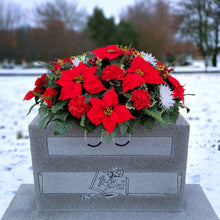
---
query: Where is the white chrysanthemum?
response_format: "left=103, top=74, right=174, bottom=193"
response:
left=160, top=85, right=175, bottom=109
left=72, top=57, right=80, bottom=67
left=80, top=55, right=86, bottom=63
left=72, top=55, right=86, bottom=67
left=137, top=52, right=157, bottom=66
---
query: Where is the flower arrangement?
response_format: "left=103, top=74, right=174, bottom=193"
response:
left=24, top=45, right=189, bottom=143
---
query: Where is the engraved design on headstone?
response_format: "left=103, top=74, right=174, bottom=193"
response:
left=81, top=167, right=129, bottom=200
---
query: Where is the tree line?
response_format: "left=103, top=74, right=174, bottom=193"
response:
left=0, top=0, right=219, bottom=66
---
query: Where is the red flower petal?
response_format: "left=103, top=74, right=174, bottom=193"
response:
left=58, top=81, right=82, bottom=100
left=35, top=73, right=47, bottom=87
left=168, top=75, right=185, bottom=103
left=68, top=95, right=90, bottom=118
left=103, top=116, right=117, bottom=134
left=87, top=87, right=134, bottom=134
left=122, top=74, right=145, bottom=93
left=131, top=90, right=151, bottom=110
left=126, top=56, right=165, bottom=85
left=90, top=45, right=126, bottom=60
left=101, top=64, right=125, bottom=81
left=113, top=105, right=136, bottom=124
left=87, top=107, right=105, bottom=125
left=89, top=98, right=103, bottom=107
left=42, top=88, right=58, bottom=107
left=59, top=69, right=77, bottom=81
left=23, top=91, right=35, bottom=101
left=110, top=111, right=120, bottom=123
left=102, top=88, right=118, bottom=107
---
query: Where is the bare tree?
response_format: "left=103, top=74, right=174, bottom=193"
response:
left=121, top=0, right=177, bottom=61
left=0, top=2, right=22, bottom=31
left=30, top=0, right=90, bottom=60
left=0, top=2, right=22, bottom=60
left=34, top=0, right=86, bottom=31
left=176, top=0, right=220, bottom=67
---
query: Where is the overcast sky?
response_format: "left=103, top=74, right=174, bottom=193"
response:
left=7, top=0, right=179, bottom=24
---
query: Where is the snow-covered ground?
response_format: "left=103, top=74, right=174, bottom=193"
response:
left=0, top=74, right=220, bottom=218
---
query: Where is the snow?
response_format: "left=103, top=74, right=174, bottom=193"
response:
left=0, top=66, right=48, bottom=75
left=0, top=74, right=220, bottom=218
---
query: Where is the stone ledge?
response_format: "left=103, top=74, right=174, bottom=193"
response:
left=1, top=184, right=218, bottom=220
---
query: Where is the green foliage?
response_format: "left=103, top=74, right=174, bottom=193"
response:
left=27, top=103, right=38, bottom=116
left=119, top=121, right=130, bottom=135
left=54, top=119, right=75, bottom=135
left=144, top=108, right=167, bottom=125
left=167, top=104, right=179, bottom=124
left=80, top=114, right=86, bottom=127
left=102, top=128, right=117, bottom=144
left=38, top=112, right=53, bottom=129
left=52, top=100, right=68, bottom=114
left=143, top=117, right=155, bottom=132
left=54, top=112, right=69, bottom=121
left=39, top=103, right=50, bottom=118
left=127, top=117, right=140, bottom=134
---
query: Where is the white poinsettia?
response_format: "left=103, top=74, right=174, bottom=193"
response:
left=137, top=51, right=157, bottom=66
left=160, top=85, right=175, bottom=109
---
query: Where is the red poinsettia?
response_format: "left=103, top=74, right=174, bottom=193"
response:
left=90, top=45, right=126, bottom=60
left=168, top=75, right=185, bottom=103
left=59, top=58, right=73, bottom=64
left=55, top=62, right=106, bottom=100
left=101, top=64, right=125, bottom=81
left=87, top=88, right=135, bottom=134
left=131, top=90, right=151, bottom=110
left=68, top=95, right=91, bottom=119
left=42, top=88, right=58, bottom=107
left=156, top=61, right=173, bottom=77
left=122, top=56, right=165, bottom=93
left=23, top=73, right=47, bottom=100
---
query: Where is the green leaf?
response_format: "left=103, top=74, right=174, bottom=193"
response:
left=123, top=92, right=132, bottom=99
left=47, top=81, right=59, bottom=88
left=38, top=103, right=50, bottom=118
left=55, top=112, right=69, bottom=121
left=162, top=111, right=170, bottom=123
left=27, top=103, right=38, bottom=116
left=168, top=104, right=179, bottom=124
left=144, top=108, right=167, bottom=125
left=127, top=118, right=140, bottom=134
left=102, top=128, right=117, bottom=144
left=119, top=121, right=129, bottom=135
left=38, top=113, right=53, bottom=129
left=84, top=120, right=96, bottom=133
left=186, top=107, right=190, bottom=113
left=80, top=114, right=86, bottom=127
left=143, top=117, right=155, bottom=132
left=169, top=110, right=179, bottom=124
left=52, top=100, right=68, bottom=114
left=126, top=99, right=135, bottom=110
left=54, top=119, right=74, bottom=135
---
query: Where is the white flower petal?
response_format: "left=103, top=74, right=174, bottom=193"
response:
left=160, top=85, right=175, bottom=109
left=137, top=51, right=157, bottom=66
left=72, top=57, right=80, bottom=67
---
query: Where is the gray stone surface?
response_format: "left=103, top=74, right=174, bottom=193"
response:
left=28, top=114, right=190, bottom=211
left=2, top=184, right=219, bottom=220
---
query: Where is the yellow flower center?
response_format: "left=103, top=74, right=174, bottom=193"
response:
left=163, top=70, right=169, bottom=77
left=75, top=74, right=83, bottom=83
left=104, top=107, right=113, bottom=116
left=136, top=69, right=144, bottom=76
left=107, top=49, right=114, bottom=52
left=157, top=65, right=165, bottom=71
